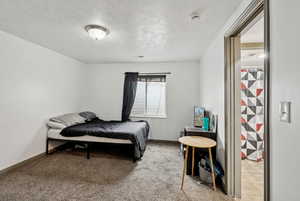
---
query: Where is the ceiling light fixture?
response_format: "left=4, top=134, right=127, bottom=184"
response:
left=85, top=24, right=109, bottom=40
left=258, top=53, right=266, bottom=58
left=190, top=10, right=201, bottom=21
left=248, top=53, right=257, bottom=57
left=191, top=13, right=200, bottom=20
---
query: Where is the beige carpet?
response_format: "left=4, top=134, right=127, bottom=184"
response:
left=0, top=142, right=232, bottom=201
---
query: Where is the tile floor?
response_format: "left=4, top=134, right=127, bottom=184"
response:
left=240, top=159, right=264, bottom=201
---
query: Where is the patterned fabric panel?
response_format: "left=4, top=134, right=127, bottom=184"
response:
left=241, top=68, right=264, bottom=161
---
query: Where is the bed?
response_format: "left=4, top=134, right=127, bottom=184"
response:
left=46, top=113, right=149, bottom=161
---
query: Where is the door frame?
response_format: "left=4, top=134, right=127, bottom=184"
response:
left=224, top=0, right=270, bottom=200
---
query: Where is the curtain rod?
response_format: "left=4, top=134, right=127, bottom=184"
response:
left=139, top=72, right=171, bottom=75
left=124, top=72, right=171, bottom=75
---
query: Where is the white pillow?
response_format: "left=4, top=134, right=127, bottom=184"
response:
left=47, top=121, right=66, bottom=129
left=49, top=113, right=85, bottom=127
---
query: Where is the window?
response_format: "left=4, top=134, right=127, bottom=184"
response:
left=131, top=74, right=167, bottom=118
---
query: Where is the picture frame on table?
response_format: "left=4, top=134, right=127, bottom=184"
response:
left=194, top=106, right=205, bottom=127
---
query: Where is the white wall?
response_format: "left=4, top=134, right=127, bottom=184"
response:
left=0, top=30, right=200, bottom=170
left=270, top=1, right=300, bottom=200
left=81, top=62, right=200, bottom=141
left=0, top=30, right=85, bottom=171
left=199, top=0, right=300, bottom=200
left=199, top=0, right=254, bottom=168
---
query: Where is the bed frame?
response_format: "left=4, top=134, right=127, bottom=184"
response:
left=46, top=137, right=137, bottom=162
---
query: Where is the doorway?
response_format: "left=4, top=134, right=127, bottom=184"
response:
left=240, top=15, right=265, bottom=201
left=224, top=0, right=270, bottom=200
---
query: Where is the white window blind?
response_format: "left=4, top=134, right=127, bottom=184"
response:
left=131, top=75, right=167, bottom=118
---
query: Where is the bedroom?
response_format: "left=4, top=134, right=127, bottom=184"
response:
left=0, top=0, right=299, bottom=201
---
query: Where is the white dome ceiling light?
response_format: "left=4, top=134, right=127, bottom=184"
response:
left=85, top=25, right=109, bottom=40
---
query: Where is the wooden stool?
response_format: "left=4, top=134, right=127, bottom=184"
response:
left=179, top=136, right=217, bottom=190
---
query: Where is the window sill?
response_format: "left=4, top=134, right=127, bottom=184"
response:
left=130, top=115, right=167, bottom=119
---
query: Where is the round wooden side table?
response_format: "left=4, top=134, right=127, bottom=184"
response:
left=178, top=136, right=217, bottom=191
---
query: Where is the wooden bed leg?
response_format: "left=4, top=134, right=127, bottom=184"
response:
left=46, top=138, right=49, bottom=155
left=86, top=143, right=90, bottom=159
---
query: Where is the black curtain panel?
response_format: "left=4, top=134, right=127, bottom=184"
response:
left=122, top=72, right=139, bottom=121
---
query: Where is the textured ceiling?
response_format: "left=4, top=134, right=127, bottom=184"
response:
left=0, top=0, right=242, bottom=63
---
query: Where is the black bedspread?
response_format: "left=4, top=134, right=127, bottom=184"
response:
left=60, top=118, right=150, bottom=159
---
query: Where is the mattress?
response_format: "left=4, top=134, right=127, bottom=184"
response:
left=60, top=119, right=149, bottom=159
left=47, top=129, right=132, bottom=144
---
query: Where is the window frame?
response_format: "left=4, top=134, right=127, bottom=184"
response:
left=130, top=76, right=168, bottom=119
